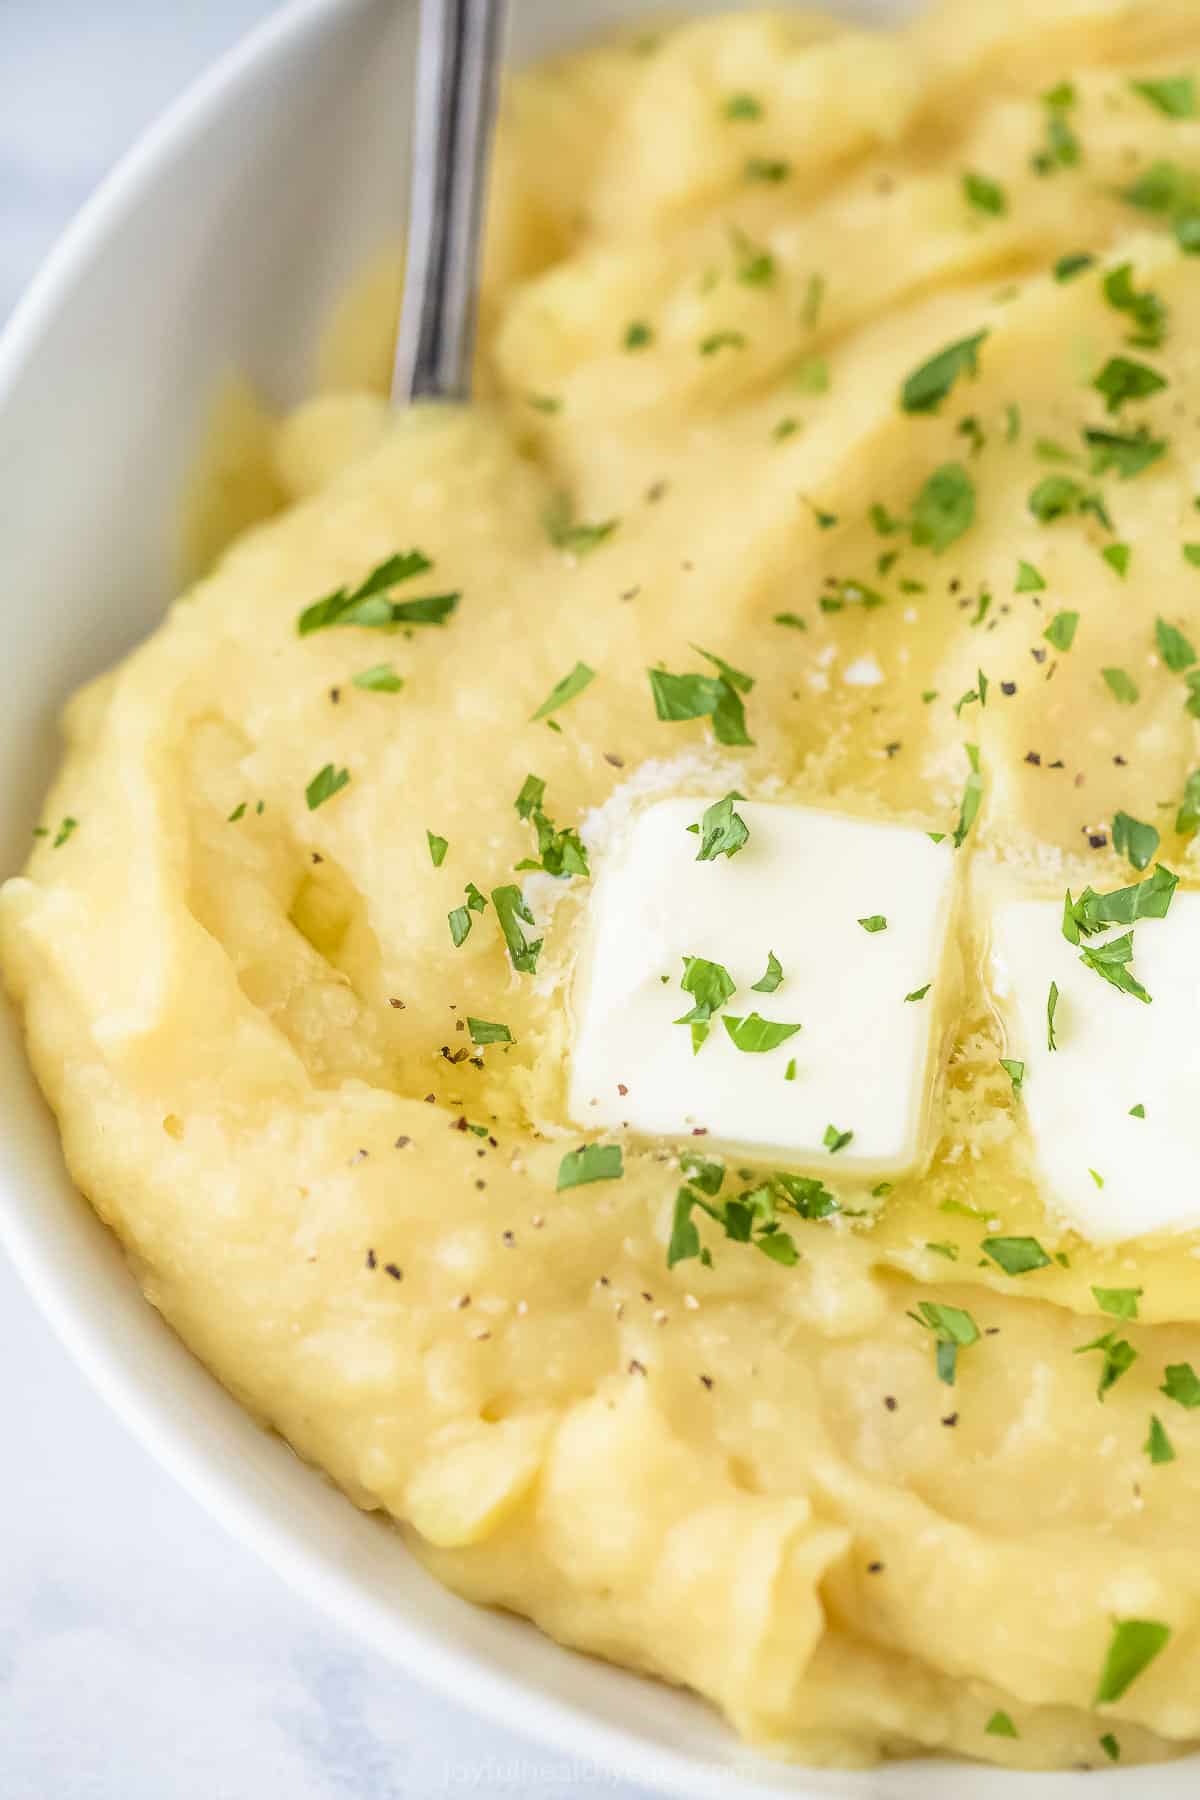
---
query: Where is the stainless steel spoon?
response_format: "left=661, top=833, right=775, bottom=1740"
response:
left=391, top=0, right=508, bottom=404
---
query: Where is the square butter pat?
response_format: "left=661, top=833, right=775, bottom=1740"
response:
left=990, top=890, right=1200, bottom=1242
left=569, top=798, right=957, bottom=1173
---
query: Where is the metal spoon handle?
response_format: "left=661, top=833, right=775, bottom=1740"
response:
left=392, top=0, right=507, bottom=404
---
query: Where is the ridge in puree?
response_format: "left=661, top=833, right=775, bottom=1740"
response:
left=10, top=0, right=1200, bottom=1773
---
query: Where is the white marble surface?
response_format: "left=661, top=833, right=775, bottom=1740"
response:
left=0, top=7, right=652, bottom=1795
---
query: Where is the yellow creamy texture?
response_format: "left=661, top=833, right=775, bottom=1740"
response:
left=9, top=0, right=1200, bottom=1770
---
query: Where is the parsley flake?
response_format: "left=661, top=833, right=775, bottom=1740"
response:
left=1156, top=617, right=1196, bottom=671
left=1015, top=559, right=1046, bottom=592
left=1083, top=425, right=1165, bottom=479
left=352, top=663, right=405, bottom=692
left=985, top=1712, right=1019, bottom=1740
left=1102, top=262, right=1168, bottom=349
left=823, top=1122, right=853, bottom=1153
left=722, top=1013, right=802, bottom=1053
left=305, top=764, right=350, bottom=811
left=623, top=319, right=653, bottom=351
left=952, top=742, right=984, bottom=849
left=1093, top=355, right=1168, bottom=413
left=1145, top=1414, right=1176, bottom=1465
left=858, top=915, right=888, bottom=934
left=492, top=884, right=542, bottom=974
left=982, top=1236, right=1050, bottom=1275
left=1092, top=1285, right=1142, bottom=1320
left=751, top=950, right=784, bottom=993
left=544, top=495, right=618, bottom=556
left=692, top=792, right=749, bottom=862
left=1075, top=1328, right=1137, bottom=1399
left=723, top=92, right=763, bottom=121
left=467, top=1017, right=513, bottom=1046
left=648, top=648, right=753, bottom=746
left=909, top=1300, right=980, bottom=1386
left=910, top=462, right=975, bottom=553
left=905, top=984, right=932, bottom=1002
left=1103, top=542, right=1132, bottom=577
left=1130, top=75, right=1196, bottom=119
left=1000, top=1057, right=1025, bottom=1091
left=557, top=1144, right=624, bottom=1190
left=963, top=171, right=1007, bottom=215
left=900, top=331, right=989, bottom=415
left=531, top=660, right=596, bottom=721
left=1101, top=667, right=1139, bottom=705
left=1112, top=811, right=1159, bottom=871
left=1044, top=610, right=1079, bottom=652
left=1094, top=1619, right=1170, bottom=1705
left=298, top=551, right=458, bottom=635
left=1162, top=1362, right=1200, bottom=1408
left=1047, top=980, right=1060, bottom=1051
left=426, top=830, right=448, bottom=867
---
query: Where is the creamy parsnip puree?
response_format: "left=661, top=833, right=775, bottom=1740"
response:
left=12, top=0, right=1200, bottom=1770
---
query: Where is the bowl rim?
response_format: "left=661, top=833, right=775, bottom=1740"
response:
left=0, top=5, right=798, bottom=1795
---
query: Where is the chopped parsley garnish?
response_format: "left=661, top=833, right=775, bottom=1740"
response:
left=699, top=330, right=747, bottom=356
left=1064, top=863, right=1178, bottom=936
left=1092, top=1285, right=1142, bottom=1320
left=1083, top=425, right=1165, bottom=479
left=1047, top=980, right=1060, bottom=1050
left=527, top=392, right=561, bottom=413
left=745, top=156, right=790, bottom=183
left=1103, top=542, right=1131, bottom=577
left=900, top=330, right=989, bottom=415
left=751, top=950, right=784, bottom=993
left=952, top=743, right=983, bottom=849
left=668, top=1166, right=838, bottom=1271
left=448, top=906, right=472, bottom=948
left=1161, top=1362, right=1200, bottom=1407
left=985, top=1711, right=1019, bottom=1739
left=1027, top=474, right=1110, bottom=527
left=1031, top=81, right=1080, bottom=175
left=298, top=551, right=458, bottom=635
left=1054, top=251, right=1095, bottom=281
left=905, top=983, right=932, bottom=1002
left=1101, top=667, right=1139, bottom=705
left=954, top=673, right=988, bottom=716
left=1111, top=811, right=1159, bottom=871
left=531, top=660, right=596, bottom=722
left=227, top=804, right=246, bottom=823
left=1075, top=1328, right=1137, bottom=1399
left=1185, top=544, right=1200, bottom=568
left=729, top=225, right=774, bottom=287
left=1077, top=930, right=1150, bottom=1003
left=982, top=1236, right=1050, bottom=1275
left=623, top=319, right=653, bottom=350
left=1100, top=1733, right=1121, bottom=1764
left=1146, top=1412, right=1177, bottom=1467
left=305, top=764, right=350, bottom=810
left=1102, top=262, right=1167, bottom=348
left=1130, top=1103, right=1146, bottom=1119
left=823, top=1122, right=853, bottom=1153
left=1130, top=74, right=1196, bottom=118
left=1092, top=355, right=1168, bottom=413
left=1044, top=610, right=1079, bottom=652
left=676, top=955, right=736, bottom=1050
left=908, top=1300, right=980, bottom=1386
left=648, top=647, right=753, bottom=746
left=1176, top=770, right=1200, bottom=835
left=351, top=663, right=405, bottom=692
left=1094, top=1618, right=1171, bottom=1705
left=426, top=830, right=448, bottom=867
left=858, top=915, right=888, bottom=934
left=819, top=577, right=885, bottom=613
left=723, top=92, right=763, bottom=121
left=1122, top=159, right=1200, bottom=215
left=492, top=884, right=542, bottom=974
left=999, top=1057, right=1025, bottom=1091
left=722, top=1012, right=802, bottom=1053
left=1156, top=617, right=1196, bottom=671
left=544, top=494, right=618, bottom=556
left=467, top=1017, right=513, bottom=1046
left=514, top=775, right=588, bottom=878
left=691, top=792, right=749, bottom=862
left=1015, top=559, right=1045, bottom=592
left=802, top=272, right=825, bottom=330
left=963, top=171, right=1006, bottom=215
left=556, top=1144, right=624, bottom=1190
left=910, top=462, right=975, bottom=553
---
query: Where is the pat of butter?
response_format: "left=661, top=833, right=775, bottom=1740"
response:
left=569, top=798, right=957, bottom=1173
left=989, top=888, right=1200, bottom=1241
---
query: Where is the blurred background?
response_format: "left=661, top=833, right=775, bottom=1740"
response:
left=0, top=7, right=650, bottom=1797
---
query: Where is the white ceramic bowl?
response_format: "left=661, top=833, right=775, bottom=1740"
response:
left=0, top=2, right=1178, bottom=1792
